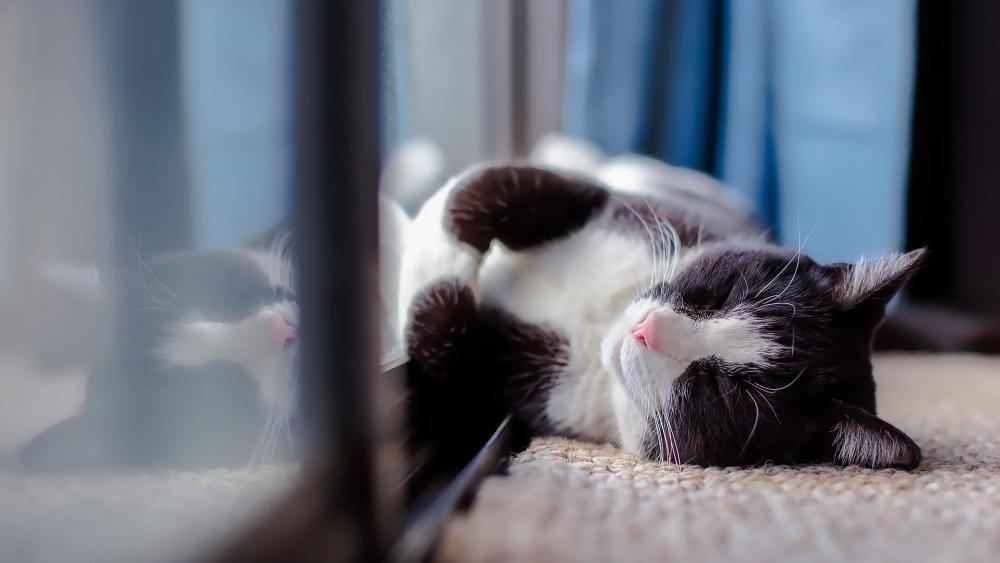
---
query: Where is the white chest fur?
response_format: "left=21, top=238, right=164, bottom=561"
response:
left=479, top=224, right=655, bottom=442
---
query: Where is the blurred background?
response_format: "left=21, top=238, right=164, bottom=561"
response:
left=381, top=0, right=1000, bottom=353
left=0, top=0, right=998, bottom=562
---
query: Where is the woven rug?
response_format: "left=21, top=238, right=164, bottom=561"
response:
left=439, top=353, right=1000, bottom=563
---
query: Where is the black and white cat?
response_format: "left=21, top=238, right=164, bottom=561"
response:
left=400, top=163, right=925, bottom=469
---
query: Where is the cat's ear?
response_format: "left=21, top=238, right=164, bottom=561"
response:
left=826, top=248, right=926, bottom=319
left=807, top=400, right=921, bottom=469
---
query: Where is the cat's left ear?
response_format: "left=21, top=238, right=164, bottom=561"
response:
left=826, top=248, right=927, bottom=320
left=807, top=400, right=922, bottom=470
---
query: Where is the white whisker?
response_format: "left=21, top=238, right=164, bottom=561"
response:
left=751, top=367, right=806, bottom=393
left=740, top=390, right=760, bottom=455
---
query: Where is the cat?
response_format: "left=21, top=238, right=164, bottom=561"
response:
left=399, top=163, right=925, bottom=469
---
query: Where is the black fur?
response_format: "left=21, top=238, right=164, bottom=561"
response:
left=403, top=279, right=565, bottom=487
left=406, top=165, right=926, bottom=470
left=405, top=278, right=567, bottom=437
left=637, top=246, right=924, bottom=467
left=449, top=166, right=609, bottom=252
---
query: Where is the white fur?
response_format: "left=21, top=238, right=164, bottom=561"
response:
left=833, top=419, right=908, bottom=467
left=399, top=171, right=770, bottom=447
left=397, top=173, right=484, bottom=334
left=399, top=167, right=781, bottom=453
left=600, top=296, right=786, bottom=454
left=159, top=238, right=299, bottom=417
left=156, top=301, right=299, bottom=414
left=477, top=216, right=782, bottom=448
left=379, top=195, right=411, bottom=361
left=479, top=224, right=653, bottom=442
left=837, top=250, right=922, bottom=305
left=397, top=168, right=645, bottom=442
left=617, top=301, right=784, bottom=369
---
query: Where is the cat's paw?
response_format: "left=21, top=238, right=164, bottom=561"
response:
left=405, top=278, right=480, bottom=375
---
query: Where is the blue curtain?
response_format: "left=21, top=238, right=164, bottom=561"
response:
left=565, top=0, right=916, bottom=263
left=182, top=0, right=292, bottom=248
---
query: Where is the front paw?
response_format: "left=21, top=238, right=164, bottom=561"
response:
left=405, top=278, right=480, bottom=376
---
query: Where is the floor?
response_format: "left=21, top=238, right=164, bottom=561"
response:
left=439, top=353, right=1000, bottom=563
left=0, top=355, right=294, bottom=563
left=1, top=353, right=997, bottom=562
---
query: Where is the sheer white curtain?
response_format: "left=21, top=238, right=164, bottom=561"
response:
left=0, top=0, right=112, bottom=459
left=383, top=0, right=567, bottom=208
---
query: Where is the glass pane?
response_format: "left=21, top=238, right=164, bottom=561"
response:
left=0, top=2, right=302, bottom=561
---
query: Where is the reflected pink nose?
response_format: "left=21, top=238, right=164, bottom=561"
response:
left=631, top=314, right=661, bottom=352
left=271, top=314, right=298, bottom=350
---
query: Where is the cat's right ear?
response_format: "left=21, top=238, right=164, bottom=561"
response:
left=825, top=248, right=927, bottom=324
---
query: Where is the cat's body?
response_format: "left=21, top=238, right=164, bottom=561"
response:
left=401, top=163, right=924, bottom=469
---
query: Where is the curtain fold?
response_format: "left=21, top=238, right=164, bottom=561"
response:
left=565, top=0, right=916, bottom=261
left=181, top=0, right=292, bottom=248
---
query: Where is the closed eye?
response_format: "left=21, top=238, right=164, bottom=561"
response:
left=682, top=287, right=727, bottom=314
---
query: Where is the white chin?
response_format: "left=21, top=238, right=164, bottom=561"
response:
left=599, top=332, right=626, bottom=380
left=611, top=381, right=646, bottom=453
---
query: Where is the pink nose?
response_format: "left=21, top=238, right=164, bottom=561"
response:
left=271, top=314, right=298, bottom=350
left=631, top=314, right=661, bottom=352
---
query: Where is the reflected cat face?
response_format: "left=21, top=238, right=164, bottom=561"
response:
left=22, top=235, right=302, bottom=469
left=603, top=245, right=925, bottom=469
left=129, top=241, right=300, bottom=416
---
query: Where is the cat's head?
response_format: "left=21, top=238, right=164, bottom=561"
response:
left=42, top=236, right=300, bottom=417
left=602, top=244, right=926, bottom=469
left=136, top=245, right=300, bottom=416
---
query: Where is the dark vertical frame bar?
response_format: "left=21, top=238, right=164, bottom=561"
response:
left=510, top=0, right=529, bottom=158
left=101, top=0, right=193, bottom=257
left=101, top=0, right=193, bottom=463
left=294, top=0, right=387, bottom=561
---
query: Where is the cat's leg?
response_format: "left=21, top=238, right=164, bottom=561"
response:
left=398, top=164, right=610, bottom=325
left=400, top=164, right=615, bottom=377
left=399, top=165, right=604, bottom=453
left=402, top=273, right=564, bottom=479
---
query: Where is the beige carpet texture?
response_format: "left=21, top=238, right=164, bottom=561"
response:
left=439, top=353, right=1000, bottom=563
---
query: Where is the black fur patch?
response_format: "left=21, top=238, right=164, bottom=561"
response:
left=405, top=278, right=567, bottom=435
left=448, top=166, right=609, bottom=252
left=404, top=277, right=568, bottom=493
left=405, top=278, right=481, bottom=376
